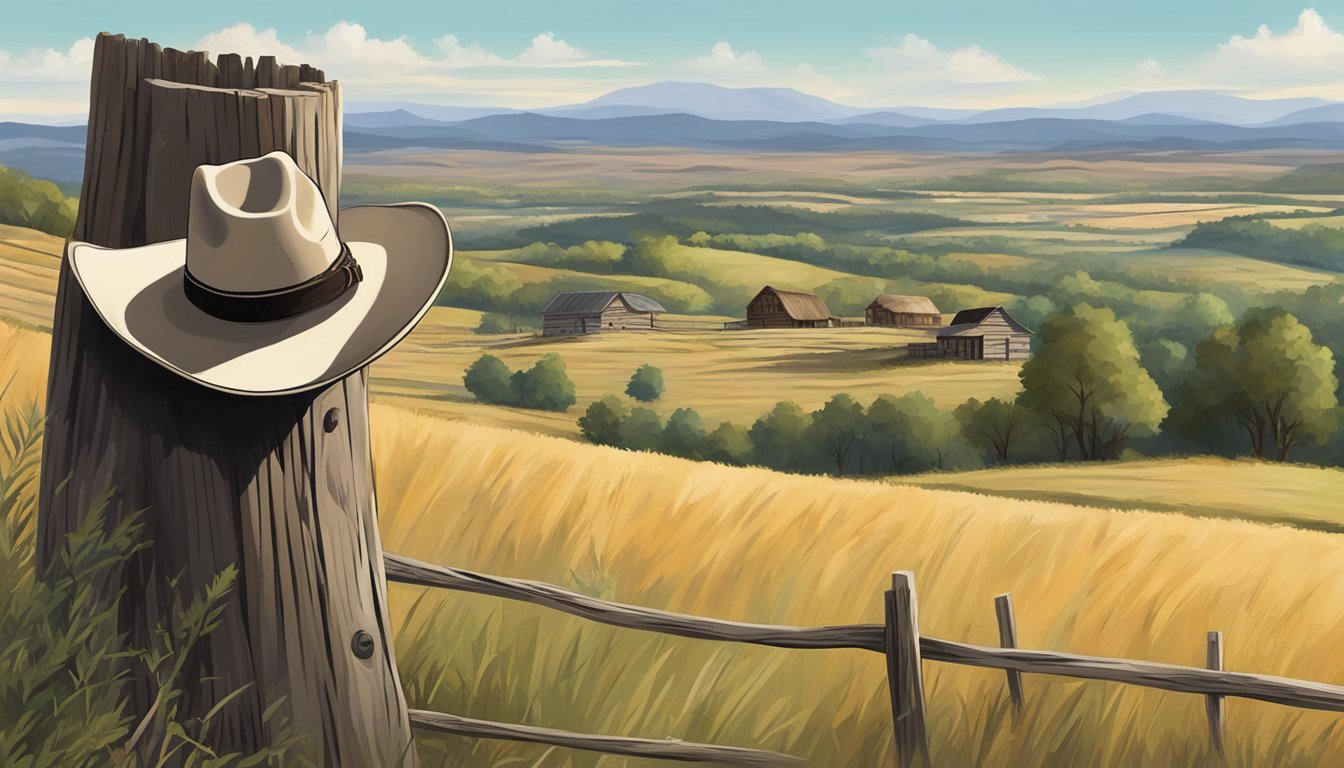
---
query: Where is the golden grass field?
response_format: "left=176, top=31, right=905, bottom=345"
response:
left=906, top=457, right=1344, bottom=531
left=372, top=320, right=1025, bottom=435
left=1118, top=248, right=1340, bottom=291
left=0, top=223, right=62, bottom=331
left=4, top=303, right=1344, bottom=765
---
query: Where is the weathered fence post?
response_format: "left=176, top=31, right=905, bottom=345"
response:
left=885, top=571, right=929, bottom=767
left=994, top=593, right=1024, bottom=716
left=1206, top=631, right=1225, bottom=756
left=38, top=32, right=416, bottom=765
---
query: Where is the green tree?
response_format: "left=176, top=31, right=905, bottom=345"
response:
left=1017, top=304, right=1168, bottom=461
left=463, top=354, right=517, bottom=406
left=749, top=401, right=812, bottom=471
left=578, top=395, right=628, bottom=445
left=661, top=407, right=707, bottom=458
left=807, top=394, right=867, bottom=475
left=702, top=421, right=752, bottom=466
left=619, top=407, right=664, bottom=452
left=865, top=392, right=966, bottom=473
left=512, top=353, right=577, bottom=412
left=955, top=397, right=1030, bottom=464
left=475, top=313, right=531, bottom=335
left=1167, top=308, right=1338, bottom=461
left=625, top=364, right=665, bottom=402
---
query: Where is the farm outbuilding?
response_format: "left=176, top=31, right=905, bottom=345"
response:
left=541, top=290, right=666, bottom=336
left=865, top=294, right=942, bottom=327
left=908, top=306, right=1034, bottom=361
left=745, top=286, right=838, bottom=329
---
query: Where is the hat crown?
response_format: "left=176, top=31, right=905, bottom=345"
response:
left=186, top=152, right=340, bottom=294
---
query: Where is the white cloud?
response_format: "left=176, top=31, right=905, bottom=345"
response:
left=866, top=33, right=1040, bottom=84
left=196, top=23, right=305, bottom=64
left=1134, top=58, right=1162, bottom=76
left=1201, top=8, right=1344, bottom=86
left=193, top=24, right=635, bottom=73
left=434, top=35, right=506, bottom=67
left=304, top=22, right=431, bottom=75
left=519, top=32, right=586, bottom=65
left=0, top=37, right=95, bottom=80
left=680, top=42, right=767, bottom=75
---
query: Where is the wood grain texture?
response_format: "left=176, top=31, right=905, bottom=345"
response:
left=407, top=709, right=805, bottom=767
left=885, top=572, right=928, bottom=768
left=1206, top=631, right=1225, bottom=755
left=994, top=593, right=1024, bottom=714
left=384, top=553, right=883, bottom=650
left=386, top=552, right=1344, bottom=715
left=39, top=32, right=416, bottom=766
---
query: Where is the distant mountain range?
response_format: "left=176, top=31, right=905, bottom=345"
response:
left=349, top=82, right=1341, bottom=127
left=5, top=82, right=1344, bottom=182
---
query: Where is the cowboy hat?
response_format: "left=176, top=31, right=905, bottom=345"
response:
left=68, top=151, right=452, bottom=397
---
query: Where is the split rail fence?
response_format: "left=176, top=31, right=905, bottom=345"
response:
left=385, top=555, right=1344, bottom=767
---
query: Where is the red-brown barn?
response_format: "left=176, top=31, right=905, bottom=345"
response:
left=745, top=286, right=837, bottom=329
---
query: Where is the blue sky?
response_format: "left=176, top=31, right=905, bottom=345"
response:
left=3, top=1, right=1344, bottom=119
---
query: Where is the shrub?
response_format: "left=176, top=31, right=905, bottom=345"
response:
left=512, top=353, right=577, bottom=412
left=749, top=401, right=813, bottom=472
left=660, top=408, right=707, bottom=458
left=578, top=396, right=628, bottom=445
left=0, top=166, right=77, bottom=237
left=463, top=354, right=517, bottom=406
left=618, top=407, right=664, bottom=452
left=0, top=403, right=295, bottom=766
left=625, top=364, right=665, bottom=402
left=474, top=313, right=535, bottom=335
left=703, top=421, right=752, bottom=466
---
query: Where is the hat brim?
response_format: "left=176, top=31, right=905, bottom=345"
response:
left=68, top=203, right=452, bottom=397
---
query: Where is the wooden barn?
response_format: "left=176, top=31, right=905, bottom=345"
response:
left=865, top=294, right=941, bottom=327
left=541, top=290, right=666, bottom=336
left=745, top=286, right=837, bottom=329
left=908, top=306, right=1034, bottom=360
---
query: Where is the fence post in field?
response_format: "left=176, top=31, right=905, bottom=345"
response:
left=37, top=32, right=416, bottom=765
left=994, top=593, right=1024, bottom=716
left=1206, top=631, right=1225, bottom=756
left=885, top=571, right=929, bottom=767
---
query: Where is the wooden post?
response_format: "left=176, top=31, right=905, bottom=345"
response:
left=885, top=571, right=928, bottom=768
left=994, top=593, right=1024, bottom=715
left=1206, top=631, right=1225, bottom=756
left=38, top=33, right=417, bottom=766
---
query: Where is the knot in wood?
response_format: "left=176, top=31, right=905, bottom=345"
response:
left=323, top=407, right=341, bottom=433
left=351, top=629, right=375, bottom=659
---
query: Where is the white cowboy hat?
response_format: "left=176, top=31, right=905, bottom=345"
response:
left=68, top=150, right=452, bottom=397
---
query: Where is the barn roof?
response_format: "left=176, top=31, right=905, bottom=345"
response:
left=868, top=294, right=940, bottom=315
left=938, top=306, right=1034, bottom=337
left=541, top=291, right=666, bottom=315
left=756, top=286, right=834, bottom=321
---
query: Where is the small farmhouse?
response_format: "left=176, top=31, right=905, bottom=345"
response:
left=865, top=294, right=941, bottom=327
left=908, top=306, right=1034, bottom=360
left=746, top=286, right=837, bottom=329
left=541, top=291, right=666, bottom=336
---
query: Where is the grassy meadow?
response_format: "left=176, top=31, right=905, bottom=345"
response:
left=4, top=295, right=1344, bottom=765
left=6, top=142, right=1344, bottom=765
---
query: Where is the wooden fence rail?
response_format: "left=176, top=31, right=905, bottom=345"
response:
left=407, top=710, right=804, bottom=766
left=385, top=554, right=1344, bottom=766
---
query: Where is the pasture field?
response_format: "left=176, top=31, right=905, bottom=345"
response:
left=1115, top=248, right=1339, bottom=291
left=5, top=317, right=1344, bottom=766
left=905, top=457, right=1344, bottom=532
left=372, top=319, right=1024, bottom=434
left=0, top=223, right=61, bottom=331
left=372, top=401, right=1344, bottom=768
left=1266, top=214, right=1344, bottom=230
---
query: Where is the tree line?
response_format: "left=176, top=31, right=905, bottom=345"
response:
left=574, top=301, right=1339, bottom=474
